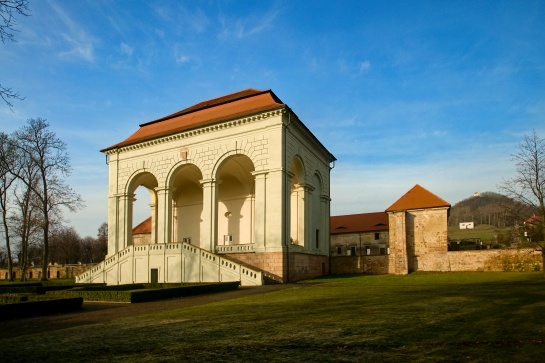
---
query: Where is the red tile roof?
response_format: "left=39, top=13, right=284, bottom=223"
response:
left=386, top=184, right=450, bottom=212
left=525, top=214, right=543, bottom=226
left=132, top=217, right=152, bottom=234
left=102, top=89, right=285, bottom=151
left=330, top=212, right=389, bottom=234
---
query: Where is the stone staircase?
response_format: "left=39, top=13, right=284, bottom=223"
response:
left=76, top=241, right=263, bottom=286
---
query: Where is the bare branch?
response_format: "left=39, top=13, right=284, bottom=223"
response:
left=0, top=0, right=30, bottom=43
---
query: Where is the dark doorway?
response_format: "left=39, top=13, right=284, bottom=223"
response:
left=150, top=268, right=159, bottom=284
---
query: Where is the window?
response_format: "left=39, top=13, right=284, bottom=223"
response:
left=315, top=229, right=320, bottom=249
left=380, top=247, right=386, bottom=255
left=336, top=246, right=342, bottom=255
left=374, top=232, right=380, bottom=240
left=364, top=246, right=371, bottom=255
left=350, top=246, right=356, bottom=256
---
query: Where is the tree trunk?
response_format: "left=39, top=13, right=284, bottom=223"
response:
left=542, top=250, right=545, bottom=278
left=40, top=215, right=49, bottom=281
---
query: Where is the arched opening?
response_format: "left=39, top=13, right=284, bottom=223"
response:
left=290, top=157, right=306, bottom=246
left=170, top=164, right=203, bottom=247
left=127, top=172, right=158, bottom=245
left=216, top=155, right=255, bottom=247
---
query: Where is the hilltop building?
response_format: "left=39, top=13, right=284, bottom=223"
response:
left=77, top=89, right=336, bottom=285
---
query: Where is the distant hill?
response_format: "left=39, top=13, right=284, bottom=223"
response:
left=448, top=192, right=535, bottom=227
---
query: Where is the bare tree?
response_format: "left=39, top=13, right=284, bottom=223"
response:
left=96, top=222, right=108, bottom=260
left=11, top=178, right=41, bottom=280
left=9, top=118, right=84, bottom=280
left=0, top=132, right=16, bottom=280
left=499, top=130, right=545, bottom=273
left=0, top=0, right=29, bottom=109
left=50, top=226, right=81, bottom=265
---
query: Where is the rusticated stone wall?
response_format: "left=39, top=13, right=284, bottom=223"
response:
left=447, top=249, right=542, bottom=272
left=330, top=255, right=392, bottom=275
left=225, top=251, right=329, bottom=282
left=330, top=248, right=542, bottom=275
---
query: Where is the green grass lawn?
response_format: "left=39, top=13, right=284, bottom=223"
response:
left=2, top=272, right=545, bottom=362
left=448, top=224, right=510, bottom=244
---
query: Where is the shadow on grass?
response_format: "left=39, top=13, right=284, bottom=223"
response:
left=1, top=272, right=544, bottom=362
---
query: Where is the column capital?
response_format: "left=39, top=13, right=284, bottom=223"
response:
left=154, top=186, right=176, bottom=194
left=320, top=194, right=331, bottom=202
left=251, top=170, right=269, bottom=178
left=294, top=183, right=315, bottom=192
left=199, top=178, right=222, bottom=187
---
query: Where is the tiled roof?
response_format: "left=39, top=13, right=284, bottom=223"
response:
left=330, top=212, right=389, bottom=234
left=132, top=217, right=152, bottom=234
left=525, top=214, right=543, bottom=226
left=102, top=89, right=285, bottom=151
left=386, top=184, right=450, bottom=212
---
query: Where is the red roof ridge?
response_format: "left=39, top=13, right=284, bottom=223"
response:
left=141, top=88, right=273, bottom=127
left=386, top=184, right=450, bottom=212
left=102, top=88, right=285, bottom=152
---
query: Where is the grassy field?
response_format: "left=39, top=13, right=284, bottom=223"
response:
left=2, top=272, right=545, bottom=362
left=448, top=224, right=512, bottom=244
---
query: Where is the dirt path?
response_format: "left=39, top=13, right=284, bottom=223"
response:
left=0, top=284, right=299, bottom=339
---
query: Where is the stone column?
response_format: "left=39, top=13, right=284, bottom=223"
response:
left=293, top=183, right=313, bottom=248
left=149, top=202, right=156, bottom=244
left=116, top=192, right=135, bottom=251
left=200, top=179, right=219, bottom=252
left=320, top=194, right=331, bottom=254
left=154, top=187, right=174, bottom=244
left=252, top=171, right=268, bottom=251
left=107, top=195, right=118, bottom=257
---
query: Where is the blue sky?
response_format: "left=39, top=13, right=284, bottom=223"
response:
left=1, top=0, right=544, bottom=238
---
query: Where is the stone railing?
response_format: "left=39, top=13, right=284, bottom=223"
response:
left=216, top=243, right=255, bottom=254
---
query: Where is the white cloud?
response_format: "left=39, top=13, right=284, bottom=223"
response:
left=49, top=1, right=96, bottom=63
left=176, top=55, right=190, bottom=64
left=359, top=60, right=371, bottom=72
left=120, top=42, right=134, bottom=57
left=218, top=7, right=279, bottom=39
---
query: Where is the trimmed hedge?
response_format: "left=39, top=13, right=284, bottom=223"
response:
left=0, top=297, right=83, bottom=320
left=47, top=281, right=240, bottom=303
left=0, top=283, right=106, bottom=295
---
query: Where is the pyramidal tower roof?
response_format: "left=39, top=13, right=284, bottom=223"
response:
left=386, top=184, right=450, bottom=212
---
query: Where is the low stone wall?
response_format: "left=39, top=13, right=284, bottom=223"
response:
left=331, top=255, right=391, bottom=275
left=331, top=249, right=543, bottom=275
left=447, top=248, right=542, bottom=272
left=0, top=265, right=92, bottom=280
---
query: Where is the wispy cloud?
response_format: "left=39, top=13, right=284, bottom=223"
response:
left=49, top=1, right=96, bottom=63
left=337, top=58, right=371, bottom=76
left=218, top=7, right=279, bottom=39
left=120, top=42, right=134, bottom=57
